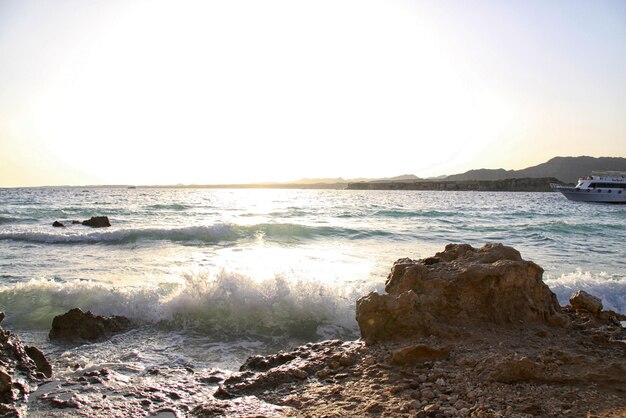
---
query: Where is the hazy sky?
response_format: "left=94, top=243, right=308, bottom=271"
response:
left=1, top=0, right=625, bottom=186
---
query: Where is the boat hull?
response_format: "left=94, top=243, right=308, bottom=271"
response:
left=555, top=187, right=626, bottom=203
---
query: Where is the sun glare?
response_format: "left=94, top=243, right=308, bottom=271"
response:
left=1, top=0, right=624, bottom=186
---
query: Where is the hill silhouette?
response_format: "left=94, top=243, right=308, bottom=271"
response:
left=443, top=156, right=626, bottom=184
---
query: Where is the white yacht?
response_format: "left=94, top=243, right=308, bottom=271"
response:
left=551, top=172, right=626, bottom=203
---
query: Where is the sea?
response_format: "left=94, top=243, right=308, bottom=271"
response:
left=0, top=187, right=624, bottom=376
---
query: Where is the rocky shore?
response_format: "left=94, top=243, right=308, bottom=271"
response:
left=1, top=243, right=625, bottom=417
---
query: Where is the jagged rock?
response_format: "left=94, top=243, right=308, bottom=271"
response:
left=1, top=319, right=50, bottom=406
left=191, top=396, right=295, bottom=417
left=25, top=346, right=52, bottom=378
left=81, top=216, right=111, bottom=228
left=52, top=220, right=65, bottom=227
left=215, top=340, right=364, bottom=399
left=569, top=290, right=603, bottom=314
left=390, top=344, right=452, bottom=365
left=49, top=308, right=131, bottom=342
left=356, top=243, right=564, bottom=342
left=0, top=312, right=4, bottom=324
left=0, top=367, right=12, bottom=401
left=240, top=353, right=297, bottom=372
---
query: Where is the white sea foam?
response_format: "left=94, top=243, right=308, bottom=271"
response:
left=0, top=270, right=361, bottom=339
left=544, top=269, right=626, bottom=314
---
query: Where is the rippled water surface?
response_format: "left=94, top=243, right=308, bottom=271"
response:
left=1, top=187, right=624, bottom=371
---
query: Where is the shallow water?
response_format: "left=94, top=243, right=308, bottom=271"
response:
left=0, top=187, right=624, bottom=371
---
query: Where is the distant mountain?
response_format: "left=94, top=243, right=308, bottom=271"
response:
left=289, top=174, right=421, bottom=185
left=387, top=174, right=421, bottom=181
left=290, top=177, right=348, bottom=185
left=444, top=156, right=626, bottom=184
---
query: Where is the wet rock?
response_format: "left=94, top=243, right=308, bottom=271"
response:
left=0, top=312, right=4, bottom=324
left=49, top=308, right=132, bottom=342
left=1, top=318, right=49, bottom=407
left=356, top=243, right=564, bottom=341
left=52, top=220, right=65, bottom=227
left=240, top=352, right=296, bottom=372
left=216, top=340, right=363, bottom=399
left=191, top=396, right=295, bottom=417
left=390, top=344, right=452, bottom=365
left=25, top=346, right=52, bottom=378
left=569, top=290, right=603, bottom=314
left=81, top=216, right=111, bottom=228
left=0, top=367, right=12, bottom=402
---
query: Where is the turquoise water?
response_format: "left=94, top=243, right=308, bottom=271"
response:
left=0, top=188, right=624, bottom=371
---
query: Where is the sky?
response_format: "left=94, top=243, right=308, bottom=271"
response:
left=1, top=0, right=625, bottom=187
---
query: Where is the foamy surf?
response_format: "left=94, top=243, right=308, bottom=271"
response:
left=544, top=269, right=626, bottom=313
left=0, top=222, right=398, bottom=245
left=0, top=270, right=362, bottom=340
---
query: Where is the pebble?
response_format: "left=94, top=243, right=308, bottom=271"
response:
left=291, top=369, right=308, bottom=379
left=442, top=406, right=458, bottom=417
left=366, top=402, right=384, bottom=413
left=389, top=385, right=405, bottom=394
left=409, top=400, right=422, bottom=410
left=338, top=355, right=354, bottom=367
left=454, top=400, right=467, bottom=409
left=421, top=389, right=436, bottom=401
left=423, top=403, right=438, bottom=413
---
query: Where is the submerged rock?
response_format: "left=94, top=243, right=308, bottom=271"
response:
left=81, top=216, right=111, bottom=228
left=52, top=220, right=65, bottom=227
left=49, top=308, right=132, bottom=342
left=356, top=243, right=565, bottom=342
left=569, top=290, right=603, bottom=314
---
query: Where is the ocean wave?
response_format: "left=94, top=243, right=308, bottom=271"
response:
left=544, top=269, right=626, bottom=314
left=0, top=225, right=240, bottom=245
left=521, top=221, right=608, bottom=236
left=144, top=203, right=192, bottom=211
left=373, top=209, right=456, bottom=218
left=0, top=216, right=34, bottom=225
left=0, top=223, right=395, bottom=245
left=0, top=272, right=361, bottom=339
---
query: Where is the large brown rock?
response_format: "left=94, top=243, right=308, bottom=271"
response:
left=569, top=290, right=603, bottom=314
left=49, top=308, right=131, bottom=342
left=356, top=243, right=564, bottom=342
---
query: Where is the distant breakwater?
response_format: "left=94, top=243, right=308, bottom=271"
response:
left=346, top=177, right=565, bottom=192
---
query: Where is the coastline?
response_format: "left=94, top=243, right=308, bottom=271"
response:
left=2, top=243, right=625, bottom=417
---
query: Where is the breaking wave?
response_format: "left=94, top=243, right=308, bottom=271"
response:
left=0, top=223, right=397, bottom=245
left=0, top=271, right=362, bottom=340
left=544, top=269, right=626, bottom=314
